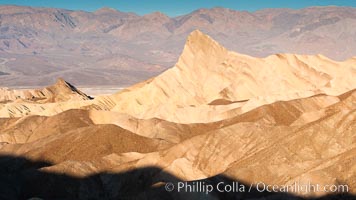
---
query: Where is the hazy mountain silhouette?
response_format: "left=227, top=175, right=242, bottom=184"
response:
left=0, top=5, right=355, bottom=86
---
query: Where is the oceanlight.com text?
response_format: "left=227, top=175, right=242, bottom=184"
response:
left=165, top=181, right=349, bottom=194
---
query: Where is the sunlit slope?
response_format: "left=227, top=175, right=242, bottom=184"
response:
left=0, top=89, right=354, bottom=197
left=110, top=30, right=356, bottom=122
left=1, top=30, right=355, bottom=123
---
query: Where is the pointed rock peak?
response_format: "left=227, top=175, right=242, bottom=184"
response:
left=51, top=78, right=92, bottom=99
left=188, top=29, right=205, bottom=37
left=183, top=30, right=227, bottom=55
left=176, top=30, right=229, bottom=70
left=55, top=77, right=67, bottom=86
left=56, top=77, right=73, bottom=85
left=53, top=78, right=77, bottom=91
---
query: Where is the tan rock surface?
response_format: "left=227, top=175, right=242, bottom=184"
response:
left=1, top=31, right=355, bottom=123
left=0, top=78, right=91, bottom=103
left=0, top=30, right=355, bottom=199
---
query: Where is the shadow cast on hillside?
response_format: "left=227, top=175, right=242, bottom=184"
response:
left=0, top=155, right=354, bottom=200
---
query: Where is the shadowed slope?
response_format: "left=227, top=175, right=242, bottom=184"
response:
left=0, top=124, right=170, bottom=164
left=0, top=155, right=354, bottom=200
left=0, top=109, right=93, bottom=144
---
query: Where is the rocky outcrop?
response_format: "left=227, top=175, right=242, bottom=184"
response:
left=0, top=78, right=91, bottom=103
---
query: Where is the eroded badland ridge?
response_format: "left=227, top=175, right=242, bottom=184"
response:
left=0, top=30, right=355, bottom=199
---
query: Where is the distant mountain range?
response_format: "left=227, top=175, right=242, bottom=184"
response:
left=0, top=5, right=355, bottom=86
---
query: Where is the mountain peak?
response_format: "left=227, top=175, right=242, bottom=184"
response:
left=185, top=30, right=227, bottom=54
left=143, top=11, right=170, bottom=21
left=176, top=30, right=228, bottom=70
left=188, top=29, right=205, bottom=37
left=95, top=7, right=119, bottom=14
left=51, top=78, right=92, bottom=99
left=53, top=78, right=73, bottom=90
left=53, top=78, right=78, bottom=92
left=0, top=78, right=91, bottom=104
left=55, top=77, right=67, bottom=85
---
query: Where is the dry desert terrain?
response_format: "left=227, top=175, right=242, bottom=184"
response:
left=0, top=30, right=355, bottom=200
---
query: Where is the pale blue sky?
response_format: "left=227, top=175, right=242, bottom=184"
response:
left=0, top=0, right=355, bottom=16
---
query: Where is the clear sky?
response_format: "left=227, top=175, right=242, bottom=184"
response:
left=0, top=0, right=355, bottom=16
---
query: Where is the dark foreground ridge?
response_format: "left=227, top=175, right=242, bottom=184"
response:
left=0, top=155, right=354, bottom=200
